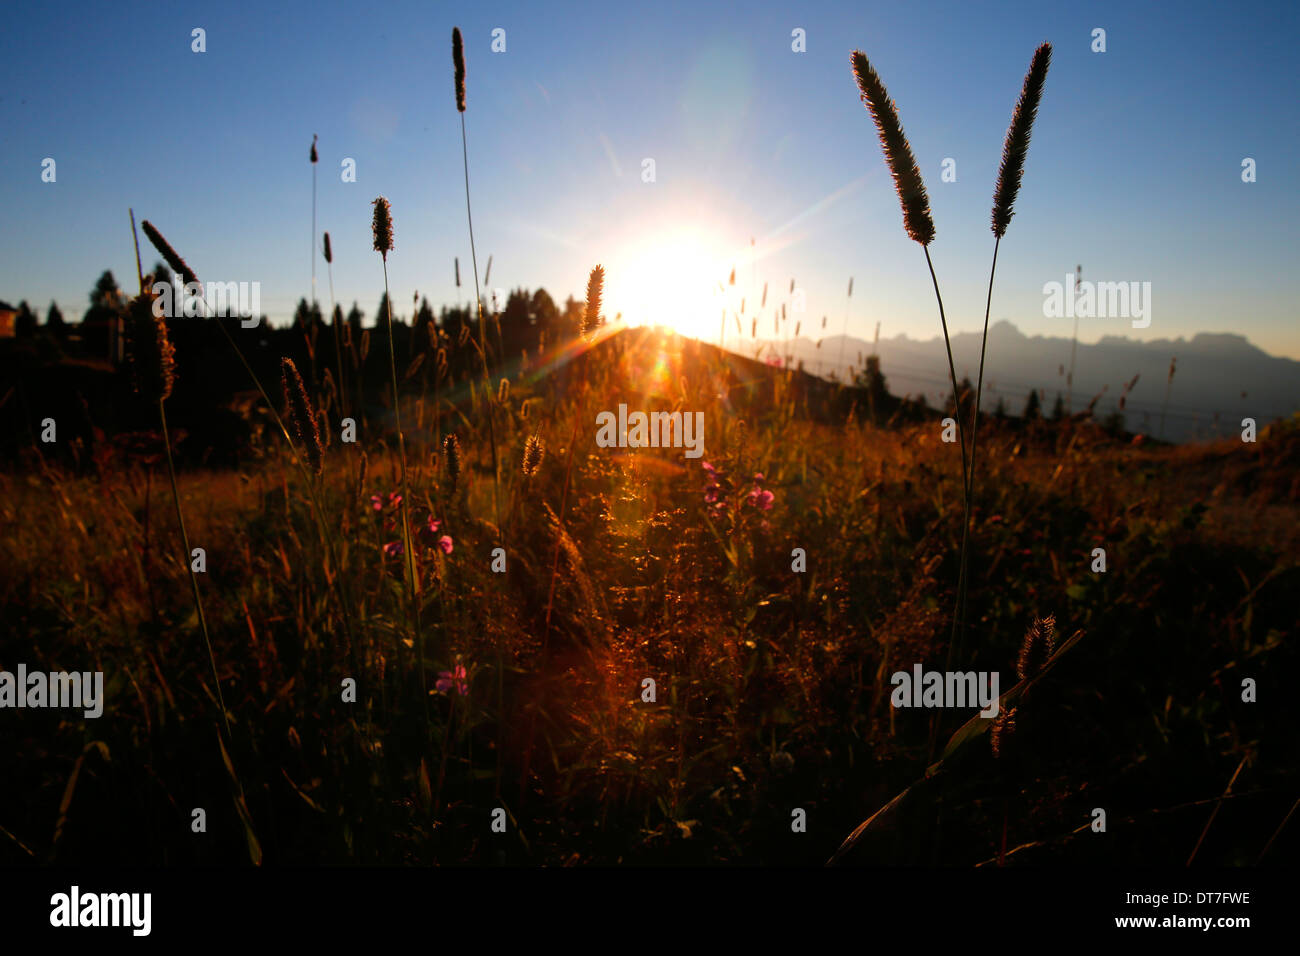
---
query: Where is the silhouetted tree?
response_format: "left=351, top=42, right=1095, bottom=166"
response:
left=346, top=302, right=363, bottom=333
left=149, top=260, right=174, bottom=292
left=413, top=297, right=435, bottom=356
left=90, top=271, right=124, bottom=311
left=498, top=287, right=533, bottom=360
left=15, top=301, right=37, bottom=337
left=293, top=298, right=313, bottom=331
left=375, top=292, right=396, bottom=328
left=46, top=301, right=65, bottom=332
left=1023, top=388, right=1042, bottom=421
left=1050, top=392, right=1066, bottom=421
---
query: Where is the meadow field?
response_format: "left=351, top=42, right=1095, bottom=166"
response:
left=2, top=321, right=1296, bottom=864
left=2, top=14, right=1297, bottom=877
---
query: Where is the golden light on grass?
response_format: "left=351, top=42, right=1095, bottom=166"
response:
left=127, top=292, right=175, bottom=403
left=443, top=433, right=462, bottom=489
left=281, top=357, right=323, bottom=475
left=583, top=265, right=604, bottom=337
left=522, top=434, right=545, bottom=478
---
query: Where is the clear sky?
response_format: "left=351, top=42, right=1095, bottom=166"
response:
left=2, top=0, right=1297, bottom=357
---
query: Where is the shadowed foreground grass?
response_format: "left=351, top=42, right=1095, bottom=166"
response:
left=1, top=331, right=1296, bottom=865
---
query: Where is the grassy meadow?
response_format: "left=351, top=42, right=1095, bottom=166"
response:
left=2, top=28, right=1296, bottom=873
left=2, top=327, right=1296, bottom=864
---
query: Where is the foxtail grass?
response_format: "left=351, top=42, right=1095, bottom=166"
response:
left=451, top=25, right=502, bottom=535
left=851, top=50, right=970, bottom=678
left=310, top=135, right=318, bottom=310
left=323, top=232, right=346, bottom=418
left=124, top=274, right=257, bottom=858
left=140, top=218, right=359, bottom=674
left=126, top=276, right=227, bottom=743
left=372, top=197, right=426, bottom=730
left=544, top=264, right=604, bottom=653
left=522, top=434, right=544, bottom=478
left=956, top=42, right=1052, bottom=663
left=281, top=357, right=324, bottom=475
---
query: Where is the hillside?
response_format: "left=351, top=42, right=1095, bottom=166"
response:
left=1, top=325, right=1296, bottom=865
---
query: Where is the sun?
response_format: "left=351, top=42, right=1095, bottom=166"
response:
left=609, top=226, right=731, bottom=341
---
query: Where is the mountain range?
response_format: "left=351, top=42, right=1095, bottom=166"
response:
left=745, top=320, right=1299, bottom=443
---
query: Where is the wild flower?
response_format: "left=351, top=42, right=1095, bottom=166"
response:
left=747, top=482, right=775, bottom=512
left=436, top=664, right=469, bottom=696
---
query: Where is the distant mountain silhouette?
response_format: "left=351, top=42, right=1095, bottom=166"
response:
left=749, top=320, right=1299, bottom=443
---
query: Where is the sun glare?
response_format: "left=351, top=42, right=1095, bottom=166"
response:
left=611, top=227, right=730, bottom=341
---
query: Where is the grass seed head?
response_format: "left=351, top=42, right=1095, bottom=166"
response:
left=991, top=707, right=1018, bottom=759
left=371, top=197, right=394, bottom=258
left=1017, top=613, right=1057, bottom=681
left=310, top=134, right=318, bottom=164
left=992, top=43, right=1052, bottom=238
left=323, top=232, right=332, bottom=264
left=523, top=434, right=545, bottom=478
left=452, top=28, right=467, bottom=112
left=127, top=291, right=175, bottom=403
left=281, top=357, right=323, bottom=475
left=851, top=51, right=934, bottom=246
left=583, top=265, right=604, bottom=337
left=444, top=433, right=462, bottom=489
left=140, top=220, right=199, bottom=288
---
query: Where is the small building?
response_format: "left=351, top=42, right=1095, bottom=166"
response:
left=0, top=301, right=15, bottom=337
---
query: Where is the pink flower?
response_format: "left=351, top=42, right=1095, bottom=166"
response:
left=748, top=487, right=775, bottom=511
left=436, top=664, right=469, bottom=695
left=427, top=516, right=441, bottom=534
left=388, top=493, right=403, bottom=509
left=437, top=535, right=453, bottom=554
left=383, top=540, right=404, bottom=557
left=753, top=472, right=765, bottom=483
left=370, top=495, right=384, bottom=512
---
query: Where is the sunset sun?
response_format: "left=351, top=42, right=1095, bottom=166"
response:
left=610, top=226, right=732, bottom=340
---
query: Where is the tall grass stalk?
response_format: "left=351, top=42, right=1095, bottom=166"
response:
left=452, top=26, right=503, bottom=534
left=543, top=265, right=603, bottom=654
left=323, top=232, right=346, bottom=419
left=139, top=219, right=359, bottom=673
left=852, top=50, right=970, bottom=772
left=310, top=135, right=318, bottom=309
left=372, top=197, right=426, bottom=730
left=955, top=41, right=1052, bottom=662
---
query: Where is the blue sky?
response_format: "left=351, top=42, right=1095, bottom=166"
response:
left=2, top=0, right=1298, bottom=357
